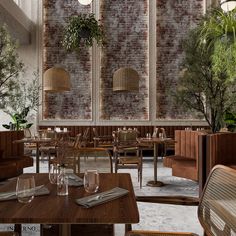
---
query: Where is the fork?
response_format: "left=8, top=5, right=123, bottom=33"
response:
left=86, top=191, right=116, bottom=203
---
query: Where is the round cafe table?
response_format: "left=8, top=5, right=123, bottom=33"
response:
left=138, top=137, right=175, bottom=187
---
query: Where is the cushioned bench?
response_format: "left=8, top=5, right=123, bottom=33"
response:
left=0, top=131, right=33, bottom=180
left=163, top=130, right=206, bottom=181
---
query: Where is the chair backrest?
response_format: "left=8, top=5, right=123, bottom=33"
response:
left=116, top=129, right=139, bottom=146
left=92, top=127, right=99, bottom=138
left=198, top=165, right=236, bottom=235
left=74, top=133, right=82, bottom=148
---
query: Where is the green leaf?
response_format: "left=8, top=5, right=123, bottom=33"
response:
left=2, top=124, right=10, bottom=129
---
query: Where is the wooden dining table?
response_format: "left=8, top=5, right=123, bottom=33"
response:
left=0, top=173, right=139, bottom=236
left=13, top=138, right=53, bottom=173
left=138, top=137, right=175, bottom=187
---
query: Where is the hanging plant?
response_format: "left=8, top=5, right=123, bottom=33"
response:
left=62, top=13, right=104, bottom=54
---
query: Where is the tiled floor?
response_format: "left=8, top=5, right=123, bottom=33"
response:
left=0, top=156, right=203, bottom=236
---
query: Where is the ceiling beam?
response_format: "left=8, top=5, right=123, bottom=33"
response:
left=0, top=0, right=34, bottom=45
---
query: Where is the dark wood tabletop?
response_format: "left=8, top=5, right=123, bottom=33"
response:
left=0, top=173, right=139, bottom=224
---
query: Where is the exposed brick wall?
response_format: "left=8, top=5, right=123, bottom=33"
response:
left=99, top=0, right=149, bottom=120
left=42, top=0, right=204, bottom=121
left=156, top=0, right=203, bottom=119
left=43, top=0, right=92, bottom=120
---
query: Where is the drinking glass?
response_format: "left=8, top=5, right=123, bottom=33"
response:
left=159, top=132, right=164, bottom=139
left=16, top=175, right=35, bottom=203
left=49, top=163, right=60, bottom=184
left=84, top=169, right=99, bottom=193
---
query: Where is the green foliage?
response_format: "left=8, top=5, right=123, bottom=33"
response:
left=0, top=24, right=24, bottom=108
left=2, top=71, right=40, bottom=115
left=62, top=14, right=104, bottom=54
left=175, top=8, right=236, bottom=133
left=2, top=71, right=40, bottom=130
left=224, top=111, right=236, bottom=132
left=2, top=107, right=33, bottom=131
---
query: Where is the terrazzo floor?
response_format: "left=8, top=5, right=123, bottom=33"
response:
left=0, top=156, right=203, bottom=236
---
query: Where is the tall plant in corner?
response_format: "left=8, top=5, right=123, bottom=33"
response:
left=175, top=8, right=236, bottom=133
left=0, top=24, right=24, bottom=108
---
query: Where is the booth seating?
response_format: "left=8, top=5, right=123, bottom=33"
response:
left=204, top=132, right=236, bottom=177
left=0, top=131, right=33, bottom=180
left=163, top=130, right=206, bottom=181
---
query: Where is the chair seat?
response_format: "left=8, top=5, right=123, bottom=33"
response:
left=119, top=156, right=141, bottom=165
left=126, top=230, right=197, bottom=236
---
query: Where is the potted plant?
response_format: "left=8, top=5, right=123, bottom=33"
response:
left=2, top=72, right=40, bottom=131
left=62, top=13, right=104, bottom=54
left=175, top=8, right=236, bottom=133
left=2, top=107, right=33, bottom=131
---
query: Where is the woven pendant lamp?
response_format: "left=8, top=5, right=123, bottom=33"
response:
left=43, top=67, right=71, bottom=92
left=220, top=0, right=236, bottom=11
left=113, top=67, right=139, bottom=92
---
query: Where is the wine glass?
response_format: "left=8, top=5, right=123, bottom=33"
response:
left=84, top=169, right=99, bottom=193
left=16, top=175, right=35, bottom=203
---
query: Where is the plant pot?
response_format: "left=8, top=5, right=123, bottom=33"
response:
left=79, top=26, right=91, bottom=39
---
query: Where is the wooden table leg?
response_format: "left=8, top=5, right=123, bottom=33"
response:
left=36, top=142, right=40, bottom=173
left=147, top=143, right=164, bottom=187
left=59, top=224, right=71, bottom=236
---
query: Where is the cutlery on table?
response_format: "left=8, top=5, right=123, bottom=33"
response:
left=86, top=191, right=116, bottom=203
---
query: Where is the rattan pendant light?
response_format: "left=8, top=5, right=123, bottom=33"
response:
left=43, top=67, right=71, bottom=92
left=113, top=67, right=139, bottom=91
left=220, top=0, right=236, bottom=11
left=113, top=0, right=139, bottom=92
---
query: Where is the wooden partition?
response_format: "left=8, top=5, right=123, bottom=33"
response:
left=0, top=131, right=33, bottom=180
left=0, top=131, right=24, bottom=159
left=39, top=125, right=209, bottom=142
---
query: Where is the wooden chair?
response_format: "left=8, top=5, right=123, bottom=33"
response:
left=39, top=130, right=58, bottom=170
left=92, top=127, right=113, bottom=148
left=77, top=147, right=113, bottom=173
left=53, top=138, right=80, bottom=173
left=81, top=127, right=90, bottom=147
left=113, top=129, right=143, bottom=188
left=126, top=165, right=236, bottom=236
left=23, top=128, right=36, bottom=155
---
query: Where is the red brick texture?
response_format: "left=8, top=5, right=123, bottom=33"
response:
left=43, top=0, right=92, bottom=120
left=156, top=0, right=203, bottom=119
left=43, top=0, right=203, bottom=121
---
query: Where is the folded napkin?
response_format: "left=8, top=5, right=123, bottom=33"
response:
left=0, top=185, right=50, bottom=201
left=67, top=174, right=83, bottom=187
left=75, top=187, right=129, bottom=208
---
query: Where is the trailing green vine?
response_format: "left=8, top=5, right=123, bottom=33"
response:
left=62, top=13, right=104, bottom=54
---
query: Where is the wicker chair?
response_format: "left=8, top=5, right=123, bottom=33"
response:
left=126, top=165, right=236, bottom=236
left=113, top=129, right=143, bottom=188
left=77, top=147, right=113, bottom=173
left=92, top=127, right=113, bottom=148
